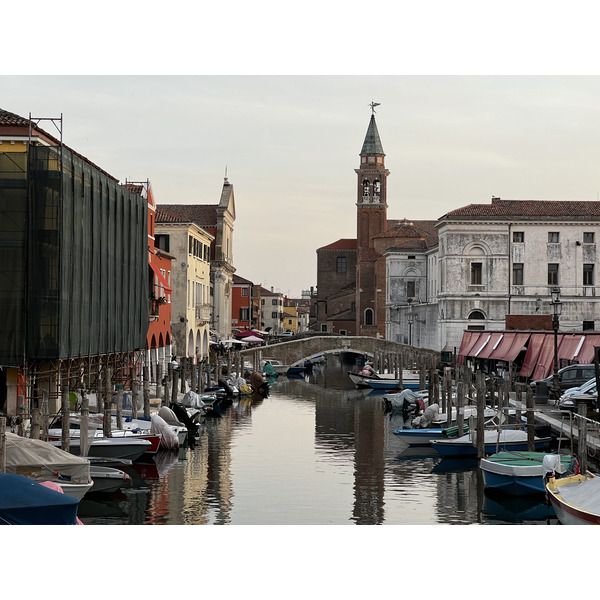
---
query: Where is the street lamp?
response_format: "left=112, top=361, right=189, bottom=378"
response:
left=407, top=301, right=414, bottom=346
left=550, top=287, right=562, bottom=403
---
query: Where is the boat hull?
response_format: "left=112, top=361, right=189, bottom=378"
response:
left=480, top=452, right=573, bottom=496
left=546, top=474, right=600, bottom=524
left=393, top=428, right=447, bottom=446
left=50, top=438, right=152, bottom=462
left=431, top=436, right=552, bottom=457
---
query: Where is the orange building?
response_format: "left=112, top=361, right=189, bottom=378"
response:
left=127, top=180, right=174, bottom=382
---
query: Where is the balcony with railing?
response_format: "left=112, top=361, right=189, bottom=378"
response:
left=195, top=303, right=211, bottom=324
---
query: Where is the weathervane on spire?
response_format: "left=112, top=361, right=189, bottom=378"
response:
left=369, top=101, right=381, bottom=114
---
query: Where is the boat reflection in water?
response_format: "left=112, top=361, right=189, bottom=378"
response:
left=76, top=354, right=563, bottom=525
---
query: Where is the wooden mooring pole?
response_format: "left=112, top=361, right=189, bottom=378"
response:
left=0, top=416, right=6, bottom=473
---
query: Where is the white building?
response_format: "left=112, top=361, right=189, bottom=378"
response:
left=386, top=198, right=600, bottom=353
left=154, top=213, right=214, bottom=361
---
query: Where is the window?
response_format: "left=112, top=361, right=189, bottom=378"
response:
left=584, top=263, right=594, bottom=286
left=272, top=299, right=278, bottom=305
left=336, top=256, right=347, bottom=274
left=240, top=308, right=249, bottom=320
left=406, top=281, right=416, bottom=298
left=584, top=232, right=595, bottom=244
left=470, top=262, right=482, bottom=285
left=271, top=312, right=278, bottom=319
left=548, top=232, right=560, bottom=243
left=339, top=330, right=348, bottom=335
left=155, top=234, right=170, bottom=252
left=321, top=324, right=328, bottom=332
left=513, top=231, right=524, bottom=243
left=512, top=263, right=524, bottom=285
left=548, top=263, right=559, bottom=285
left=583, top=320, right=595, bottom=331
left=469, top=311, right=485, bottom=320
left=242, top=288, right=249, bottom=297
left=364, top=308, right=374, bottom=325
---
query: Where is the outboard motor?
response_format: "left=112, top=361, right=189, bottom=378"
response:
left=169, top=402, right=198, bottom=437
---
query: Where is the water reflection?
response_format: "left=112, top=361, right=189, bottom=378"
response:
left=77, top=355, right=557, bottom=525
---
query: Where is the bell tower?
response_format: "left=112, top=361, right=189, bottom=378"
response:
left=355, top=104, right=389, bottom=336
left=356, top=104, right=389, bottom=253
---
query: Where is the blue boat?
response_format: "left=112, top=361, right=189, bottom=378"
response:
left=430, top=430, right=552, bottom=457
left=364, top=377, right=422, bottom=391
left=393, top=424, right=469, bottom=446
left=286, top=366, right=306, bottom=376
left=480, top=451, right=576, bottom=496
left=0, top=473, right=80, bottom=525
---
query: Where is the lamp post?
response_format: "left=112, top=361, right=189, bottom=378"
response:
left=550, top=287, right=562, bottom=403
left=407, top=301, right=414, bottom=346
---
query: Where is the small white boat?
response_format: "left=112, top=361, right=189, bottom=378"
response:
left=89, top=465, right=133, bottom=494
left=49, top=437, right=152, bottom=462
left=546, top=473, right=600, bottom=524
left=4, top=432, right=93, bottom=500
left=431, top=429, right=552, bottom=457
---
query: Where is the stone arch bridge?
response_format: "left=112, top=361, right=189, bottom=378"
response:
left=239, top=336, right=440, bottom=369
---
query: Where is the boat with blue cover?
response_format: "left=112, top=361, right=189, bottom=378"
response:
left=0, top=472, right=81, bottom=525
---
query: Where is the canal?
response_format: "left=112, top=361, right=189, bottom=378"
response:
left=77, top=354, right=560, bottom=526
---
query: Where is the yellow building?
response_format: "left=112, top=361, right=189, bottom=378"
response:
left=282, top=305, right=298, bottom=334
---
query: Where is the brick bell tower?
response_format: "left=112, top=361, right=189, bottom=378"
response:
left=355, top=103, right=389, bottom=336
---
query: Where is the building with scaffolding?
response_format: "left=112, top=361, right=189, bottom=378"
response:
left=0, top=108, right=149, bottom=417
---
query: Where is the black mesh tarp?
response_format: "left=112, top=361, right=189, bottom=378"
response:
left=0, top=145, right=148, bottom=366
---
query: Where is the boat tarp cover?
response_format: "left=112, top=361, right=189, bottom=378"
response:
left=5, top=432, right=91, bottom=484
left=556, top=476, right=600, bottom=515
left=0, top=472, right=79, bottom=525
left=480, top=452, right=569, bottom=477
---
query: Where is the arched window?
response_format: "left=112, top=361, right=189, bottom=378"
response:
left=373, top=180, right=381, bottom=203
left=364, top=308, right=374, bottom=325
left=469, top=310, right=485, bottom=320
left=362, top=180, right=370, bottom=202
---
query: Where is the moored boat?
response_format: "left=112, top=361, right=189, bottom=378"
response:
left=393, top=424, right=470, bottom=446
left=480, top=451, right=575, bottom=495
left=430, top=429, right=552, bottom=457
left=4, top=432, right=93, bottom=500
left=0, top=473, right=81, bottom=525
left=49, top=436, right=152, bottom=462
left=89, top=465, right=133, bottom=494
left=546, top=473, right=600, bottom=524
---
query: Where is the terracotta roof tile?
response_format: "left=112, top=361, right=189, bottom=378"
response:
left=318, top=238, right=357, bottom=251
left=443, top=198, right=600, bottom=218
left=156, top=204, right=217, bottom=227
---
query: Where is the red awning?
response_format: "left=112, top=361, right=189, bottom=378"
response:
left=474, top=332, right=505, bottom=359
left=557, top=334, right=585, bottom=362
left=456, top=331, right=485, bottom=365
left=150, top=263, right=172, bottom=293
left=574, top=334, right=600, bottom=363
left=530, top=335, right=559, bottom=380
left=520, top=333, right=549, bottom=378
left=487, top=332, right=531, bottom=362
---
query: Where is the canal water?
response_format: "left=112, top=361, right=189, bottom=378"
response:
left=76, top=354, right=561, bottom=526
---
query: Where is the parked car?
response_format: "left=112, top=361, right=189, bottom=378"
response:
left=530, top=364, right=596, bottom=392
left=558, top=377, right=597, bottom=411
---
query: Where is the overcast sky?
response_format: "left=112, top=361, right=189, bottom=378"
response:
left=4, top=3, right=600, bottom=299
left=6, top=75, right=600, bottom=297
